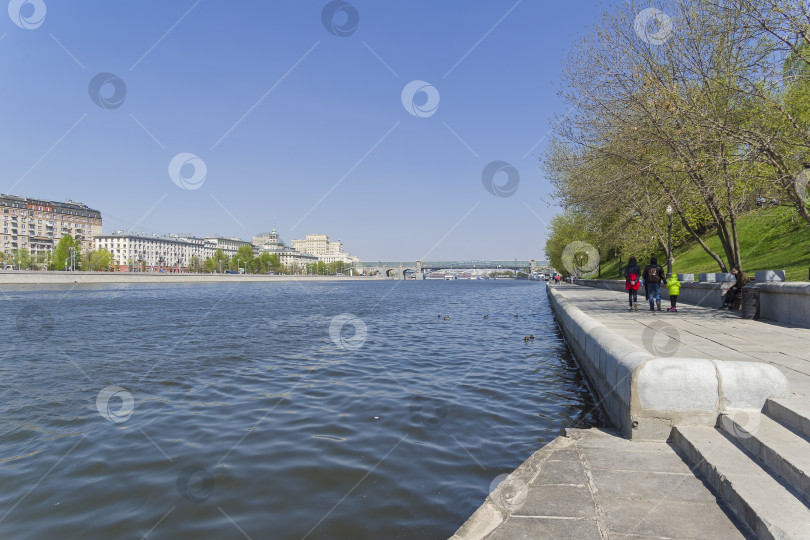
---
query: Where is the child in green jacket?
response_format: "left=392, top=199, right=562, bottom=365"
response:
left=665, top=274, right=681, bottom=312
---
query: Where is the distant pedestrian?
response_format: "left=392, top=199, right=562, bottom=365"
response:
left=556, top=274, right=561, bottom=285
left=624, top=256, right=641, bottom=311
left=665, top=273, right=680, bottom=312
left=642, top=256, right=665, bottom=311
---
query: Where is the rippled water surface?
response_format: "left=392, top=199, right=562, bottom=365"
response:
left=0, top=280, right=601, bottom=539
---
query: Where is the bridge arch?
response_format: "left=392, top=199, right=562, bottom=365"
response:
left=382, top=266, right=421, bottom=280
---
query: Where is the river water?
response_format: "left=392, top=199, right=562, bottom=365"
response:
left=0, top=280, right=600, bottom=539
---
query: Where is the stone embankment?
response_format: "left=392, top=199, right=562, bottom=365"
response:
left=454, top=283, right=810, bottom=539
left=548, top=285, right=789, bottom=439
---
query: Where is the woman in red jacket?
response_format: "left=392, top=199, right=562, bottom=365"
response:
left=624, top=256, right=641, bottom=311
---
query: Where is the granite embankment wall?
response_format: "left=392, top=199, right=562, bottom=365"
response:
left=0, top=271, right=357, bottom=284
left=547, top=286, right=789, bottom=439
left=573, top=278, right=730, bottom=308
left=758, top=282, right=810, bottom=328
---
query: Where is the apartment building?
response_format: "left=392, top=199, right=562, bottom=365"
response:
left=254, top=229, right=319, bottom=270
left=96, top=232, right=256, bottom=271
left=1, top=194, right=102, bottom=257
left=204, top=236, right=255, bottom=256
left=290, top=233, right=359, bottom=264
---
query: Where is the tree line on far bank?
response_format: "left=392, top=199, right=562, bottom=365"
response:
left=1, top=235, right=112, bottom=271
left=544, top=0, right=810, bottom=277
left=0, top=236, right=348, bottom=275
left=185, top=245, right=348, bottom=275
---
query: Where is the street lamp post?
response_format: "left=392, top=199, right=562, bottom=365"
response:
left=666, top=205, right=673, bottom=277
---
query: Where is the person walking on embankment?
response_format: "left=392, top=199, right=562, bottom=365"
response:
left=665, top=273, right=681, bottom=312
left=642, top=256, right=665, bottom=311
left=624, top=256, right=641, bottom=311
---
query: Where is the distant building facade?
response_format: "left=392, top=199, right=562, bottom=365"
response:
left=291, top=233, right=359, bottom=264
left=96, top=233, right=198, bottom=271
left=96, top=232, right=254, bottom=272
left=254, top=228, right=319, bottom=270
left=253, top=230, right=285, bottom=251
left=1, top=194, right=102, bottom=258
left=204, top=236, right=254, bottom=256
left=95, top=229, right=328, bottom=272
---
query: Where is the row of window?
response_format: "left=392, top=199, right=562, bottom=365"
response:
left=1, top=201, right=100, bottom=218
left=1, top=209, right=100, bottom=223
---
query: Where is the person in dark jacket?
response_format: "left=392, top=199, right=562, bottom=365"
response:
left=721, top=268, right=751, bottom=309
left=624, top=256, right=641, bottom=311
left=642, top=256, right=665, bottom=311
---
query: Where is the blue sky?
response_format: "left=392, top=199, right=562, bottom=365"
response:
left=1, top=0, right=608, bottom=261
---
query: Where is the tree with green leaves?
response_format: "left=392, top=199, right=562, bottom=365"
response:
left=13, top=248, right=31, bottom=270
left=542, top=0, right=798, bottom=274
left=327, top=261, right=346, bottom=275
left=251, top=252, right=281, bottom=274
left=51, top=235, right=80, bottom=270
left=88, top=249, right=113, bottom=271
left=209, top=249, right=228, bottom=273
left=309, top=260, right=328, bottom=275
left=188, top=255, right=203, bottom=273
left=704, top=0, right=810, bottom=224
left=33, top=252, right=48, bottom=270
left=268, top=253, right=282, bottom=273
left=544, top=210, right=602, bottom=278
left=232, top=245, right=255, bottom=273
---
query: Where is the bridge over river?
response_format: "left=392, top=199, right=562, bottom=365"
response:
left=351, top=260, right=552, bottom=280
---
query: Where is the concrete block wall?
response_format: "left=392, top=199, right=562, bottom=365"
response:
left=755, top=270, right=786, bottom=282
left=699, top=273, right=736, bottom=282
left=662, top=282, right=730, bottom=308
left=547, top=286, right=789, bottom=439
left=757, top=282, right=810, bottom=328
left=573, top=279, right=730, bottom=308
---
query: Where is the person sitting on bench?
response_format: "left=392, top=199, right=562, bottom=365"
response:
left=721, top=268, right=751, bottom=310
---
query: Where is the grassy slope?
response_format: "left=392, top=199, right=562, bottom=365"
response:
left=597, top=206, right=810, bottom=281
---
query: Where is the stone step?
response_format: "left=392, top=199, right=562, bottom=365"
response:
left=672, top=425, right=810, bottom=539
left=766, top=397, right=810, bottom=440
left=718, top=411, right=810, bottom=506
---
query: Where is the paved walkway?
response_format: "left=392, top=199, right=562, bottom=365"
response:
left=452, top=428, right=746, bottom=539
left=552, top=284, right=810, bottom=398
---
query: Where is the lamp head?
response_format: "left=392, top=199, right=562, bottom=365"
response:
left=666, top=205, right=673, bottom=215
